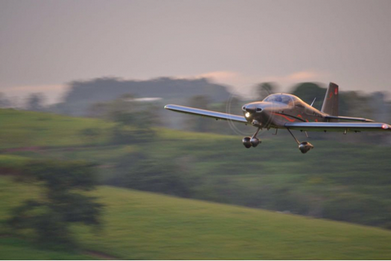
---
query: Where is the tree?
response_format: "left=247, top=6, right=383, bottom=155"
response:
left=88, top=93, right=160, bottom=129
left=291, top=82, right=326, bottom=110
left=255, top=82, right=278, bottom=101
left=87, top=102, right=109, bottom=118
left=80, top=128, right=102, bottom=143
left=0, top=92, right=12, bottom=108
left=111, top=153, right=196, bottom=198
left=25, top=93, right=46, bottom=111
left=7, top=160, right=103, bottom=248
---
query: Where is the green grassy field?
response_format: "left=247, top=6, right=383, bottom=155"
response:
left=1, top=176, right=391, bottom=259
left=1, top=108, right=391, bottom=259
left=0, top=109, right=114, bottom=149
left=1, top=109, right=390, bottom=222
left=0, top=238, right=92, bottom=260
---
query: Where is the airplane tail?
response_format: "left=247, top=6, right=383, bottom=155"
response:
left=321, top=82, right=339, bottom=116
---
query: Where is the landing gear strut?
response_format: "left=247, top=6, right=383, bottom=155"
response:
left=286, top=128, right=314, bottom=154
left=242, top=127, right=262, bottom=148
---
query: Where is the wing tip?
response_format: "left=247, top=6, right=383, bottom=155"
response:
left=164, top=104, right=173, bottom=110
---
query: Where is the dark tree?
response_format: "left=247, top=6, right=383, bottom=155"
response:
left=80, top=128, right=102, bottom=143
left=25, top=93, right=46, bottom=111
left=111, top=153, right=196, bottom=198
left=8, top=160, right=103, bottom=248
left=0, top=92, right=12, bottom=108
left=255, top=82, right=279, bottom=100
left=290, top=82, right=326, bottom=110
left=88, top=93, right=160, bottom=130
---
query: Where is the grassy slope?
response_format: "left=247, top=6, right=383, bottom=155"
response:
left=0, top=109, right=391, bottom=259
left=0, top=238, right=92, bottom=260
left=2, top=109, right=390, bottom=179
left=1, top=177, right=391, bottom=260
left=0, top=109, right=114, bottom=149
left=88, top=186, right=391, bottom=260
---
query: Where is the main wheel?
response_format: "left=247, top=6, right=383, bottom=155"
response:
left=250, top=137, right=260, bottom=147
left=298, top=141, right=314, bottom=154
left=242, top=137, right=252, bottom=148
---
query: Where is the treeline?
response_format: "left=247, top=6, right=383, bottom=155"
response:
left=11, top=78, right=391, bottom=138
left=53, top=77, right=230, bottom=117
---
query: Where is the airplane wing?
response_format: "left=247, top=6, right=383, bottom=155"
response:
left=325, top=115, right=374, bottom=122
left=285, top=122, right=391, bottom=132
left=164, top=104, right=248, bottom=124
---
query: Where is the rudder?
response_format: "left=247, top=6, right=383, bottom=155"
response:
left=321, top=82, right=339, bottom=116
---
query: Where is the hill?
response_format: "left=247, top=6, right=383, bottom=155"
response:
left=0, top=108, right=391, bottom=258
left=1, top=176, right=391, bottom=259
left=0, top=109, right=114, bottom=149
left=0, top=108, right=390, bottom=229
left=51, top=77, right=232, bottom=116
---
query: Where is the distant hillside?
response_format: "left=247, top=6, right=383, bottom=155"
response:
left=51, top=77, right=232, bottom=116
left=1, top=108, right=390, bottom=229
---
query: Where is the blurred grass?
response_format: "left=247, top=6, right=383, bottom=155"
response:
left=1, top=176, right=391, bottom=259
left=0, top=109, right=114, bottom=148
left=0, top=108, right=390, bottom=259
left=0, top=238, right=92, bottom=260
left=1, top=109, right=390, bottom=215
left=1, top=109, right=390, bottom=213
left=0, top=155, right=31, bottom=168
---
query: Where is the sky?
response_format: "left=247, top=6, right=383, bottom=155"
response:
left=1, top=0, right=391, bottom=103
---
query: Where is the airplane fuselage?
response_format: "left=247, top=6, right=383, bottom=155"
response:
left=242, top=94, right=327, bottom=129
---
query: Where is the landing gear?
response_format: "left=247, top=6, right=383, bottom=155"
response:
left=250, top=137, right=260, bottom=147
left=242, top=137, right=251, bottom=148
left=242, top=127, right=262, bottom=148
left=298, top=141, right=314, bottom=154
left=286, top=128, right=314, bottom=154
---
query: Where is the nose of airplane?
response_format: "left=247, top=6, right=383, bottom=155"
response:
left=242, top=103, right=263, bottom=113
left=242, top=103, right=264, bottom=120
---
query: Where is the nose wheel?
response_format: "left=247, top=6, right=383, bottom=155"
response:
left=242, top=127, right=262, bottom=148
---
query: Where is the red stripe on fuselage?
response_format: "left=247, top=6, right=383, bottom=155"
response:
left=270, top=112, right=296, bottom=122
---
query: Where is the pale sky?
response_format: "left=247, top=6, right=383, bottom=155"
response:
left=1, top=0, right=391, bottom=103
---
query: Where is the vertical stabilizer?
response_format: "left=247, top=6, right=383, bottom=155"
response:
left=321, top=82, right=339, bottom=116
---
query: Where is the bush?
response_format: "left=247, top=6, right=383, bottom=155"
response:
left=8, top=160, right=103, bottom=248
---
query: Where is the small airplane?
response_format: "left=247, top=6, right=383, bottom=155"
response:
left=165, top=83, right=391, bottom=153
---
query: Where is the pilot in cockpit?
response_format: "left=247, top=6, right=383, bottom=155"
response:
left=275, top=96, right=283, bottom=103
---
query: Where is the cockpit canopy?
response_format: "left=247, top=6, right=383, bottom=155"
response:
left=263, top=94, right=301, bottom=106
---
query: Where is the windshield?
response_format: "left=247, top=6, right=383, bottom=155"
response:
left=263, top=94, right=297, bottom=105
